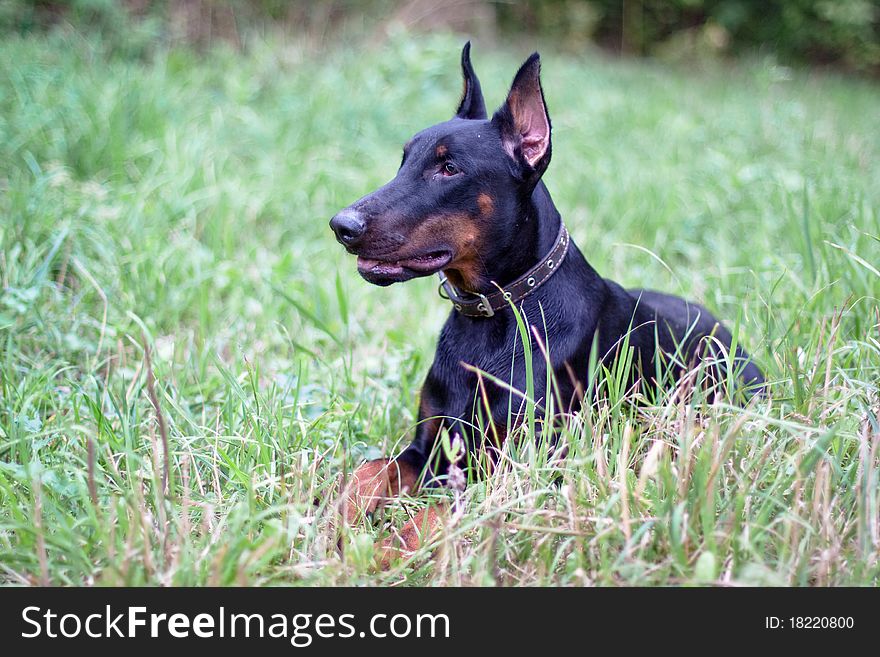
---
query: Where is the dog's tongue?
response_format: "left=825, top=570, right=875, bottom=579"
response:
left=357, top=256, right=404, bottom=276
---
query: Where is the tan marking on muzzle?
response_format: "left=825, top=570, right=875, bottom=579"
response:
left=409, top=211, right=485, bottom=292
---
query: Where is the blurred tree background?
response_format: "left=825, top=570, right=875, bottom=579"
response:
left=1, top=0, right=878, bottom=74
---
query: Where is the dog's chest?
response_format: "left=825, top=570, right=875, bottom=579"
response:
left=432, top=306, right=585, bottom=404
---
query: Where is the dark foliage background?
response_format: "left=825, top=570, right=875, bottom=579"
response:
left=2, top=1, right=878, bottom=73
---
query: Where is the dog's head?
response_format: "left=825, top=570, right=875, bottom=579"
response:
left=330, top=43, right=552, bottom=291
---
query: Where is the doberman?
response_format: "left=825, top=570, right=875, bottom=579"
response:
left=330, top=43, right=764, bottom=563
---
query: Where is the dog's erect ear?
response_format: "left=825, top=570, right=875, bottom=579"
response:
left=455, top=42, right=487, bottom=120
left=492, top=53, right=551, bottom=177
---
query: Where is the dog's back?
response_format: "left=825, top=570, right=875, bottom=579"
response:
left=626, top=288, right=765, bottom=393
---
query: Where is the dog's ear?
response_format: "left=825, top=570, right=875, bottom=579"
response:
left=492, top=53, right=551, bottom=180
left=455, top=42, right=487, bottom=120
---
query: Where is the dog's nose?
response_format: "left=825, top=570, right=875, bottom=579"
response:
left=330, top=209, right=366, bottom=246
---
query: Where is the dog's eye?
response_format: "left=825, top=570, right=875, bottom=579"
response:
left=442, top=162, right=459, bottom=176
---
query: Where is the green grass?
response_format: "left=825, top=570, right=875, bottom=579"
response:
left=1, top=27, right=878, bottom=586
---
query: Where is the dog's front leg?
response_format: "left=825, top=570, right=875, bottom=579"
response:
left=341, top=372, right=455, bottom=520
left=339, top=385, right=456, bottom=567
left=340, top=450, right=448, bottom=569
left=339, top=394, right=441, bottom=527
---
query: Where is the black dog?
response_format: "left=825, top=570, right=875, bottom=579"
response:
left=331, top=43, right=763, bottom=556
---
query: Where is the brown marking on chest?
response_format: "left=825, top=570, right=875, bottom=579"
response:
left=418, top=395, right=444, bottom=445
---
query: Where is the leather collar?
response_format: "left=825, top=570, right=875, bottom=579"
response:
left=437, top=222, right=570, bottom=318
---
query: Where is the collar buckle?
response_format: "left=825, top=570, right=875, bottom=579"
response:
left=438, top=272, right=495, bottom=317
left=475, top=293, right=494, bottom=317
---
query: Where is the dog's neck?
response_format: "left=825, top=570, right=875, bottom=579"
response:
left=475, top=182, right=563, bottom=294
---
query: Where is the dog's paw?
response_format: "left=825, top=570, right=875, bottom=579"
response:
left=376, top=505, right=445, bottom=570
left=340, top=458, right=418, bottom=526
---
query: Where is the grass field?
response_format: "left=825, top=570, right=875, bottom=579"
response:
left=1, top=28, right=878, bottom=586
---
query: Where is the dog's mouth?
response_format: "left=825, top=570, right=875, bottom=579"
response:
left=356, top=249, right=453, bottom=285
